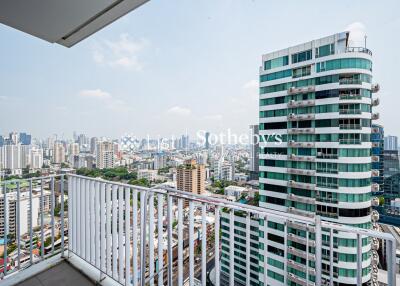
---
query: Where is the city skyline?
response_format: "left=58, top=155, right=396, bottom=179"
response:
left=0, top=1, right=399, bottom=138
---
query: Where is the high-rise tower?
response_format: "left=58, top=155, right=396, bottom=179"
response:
left=257, top=32, right=377, bottom=286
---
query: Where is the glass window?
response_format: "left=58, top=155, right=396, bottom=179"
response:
left=292, top=50, right=312, bottom=64
left=316, top=43, right=335, bottom=58
left=264, top=56, right=289, bottom=70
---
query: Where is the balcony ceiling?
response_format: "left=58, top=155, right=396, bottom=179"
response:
left=0, top=0, right=149, bottom=47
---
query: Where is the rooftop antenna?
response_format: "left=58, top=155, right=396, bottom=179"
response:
left=364, top=35, right=367, bottom=48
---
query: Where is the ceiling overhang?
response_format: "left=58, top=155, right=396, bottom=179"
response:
left=0, top=0, right=149, bottom=47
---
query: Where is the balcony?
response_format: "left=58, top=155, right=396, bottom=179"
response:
left=287, top=128, right=315, bottom=134
left=372, top=83, right=380, bottom=93
left=288, top=180, right=316, bottom=190
left=288, top=141, right=315, bottom=148
left=339, top=94, right=362, bottom=100
left=372, top=112, right=380, bottom=120
left=287, top=100, right=315, bottom=108
left=287, top=232, right=316, bottom=247
left=287, top=168, right=316, bottom=176
left=339, top=78, right=362, bottom=85
left=288, top=154, right=315, bottom=162
left=287, top=207, right=315, bottom=218
left=287, top=194, right=316, bottom=205
left=0, top=175, right=397, bottom=286
left=346, top=47, right=373, bottom=56
left=287, top=86, right=316, bottom=95
left=372, top=98, right=380, bottom=106
left=287, top=113, right=315, bottom=121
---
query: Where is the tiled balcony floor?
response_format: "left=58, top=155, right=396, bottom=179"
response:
left=16, top=261, right=95, bottom=286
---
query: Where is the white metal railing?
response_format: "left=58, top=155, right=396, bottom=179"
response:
left=0, top=174, right=398, bottom=286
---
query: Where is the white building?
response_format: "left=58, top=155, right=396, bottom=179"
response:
left=52, top=142, right=66, bottom=164
left=137, top=169, right=157, bottom=181
left=96, top=141, right=114, bottom=169
left=224, top=185, right=247, bottom=200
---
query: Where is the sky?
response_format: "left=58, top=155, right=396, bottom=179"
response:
left=0, top=0, right=399, bottom=140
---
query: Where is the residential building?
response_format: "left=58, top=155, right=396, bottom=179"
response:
left=137, top=169, right=158, bottom=181
left=384, top=135, right=398, bottom=151
left=153, top=153, right=166, bottom=170
left=52, top=142, right=66, bottom=164
left=96, top=141, right=114, bottom=169
left=30, top=148, right=44, bottom=169
left=383, top=150, right=399, bottom=178
left=176, top=159, right=205, bottom=196
left=256, top=32, right=376, bottom=286
left=224, top=185, right=247, bottom=200
left=214, top=160, right=234, bottom=181
left=0, top=190, right=44, bottom=238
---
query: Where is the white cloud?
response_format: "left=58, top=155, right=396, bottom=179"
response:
left=0, top=96, right=8, bottom=101
left=242, top=79, right=258, bottom=90
left=92, top=33, right=148, bottom=71
left=203, top=114, right=223, bottom=121
left=78, top=89, right=132, bottom=112
left=345, top=22, right=366, bottom=47
left=166, top=106, right=192, bottom=116
left=79, top=89, right=111, bottom=99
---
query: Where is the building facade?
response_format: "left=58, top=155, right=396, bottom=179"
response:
left=176, top=159, right=205, bottom=195
left=95, top=141, right=114, bottom=169
left=384, top=135, right=398, bottom=151
left=255, top=32, right=376, bottom=286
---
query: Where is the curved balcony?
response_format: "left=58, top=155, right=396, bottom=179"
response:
left=287, top=113, right=315, bottom=121
left=288, top=128, right=315, bottom=134
left=288, top=154, right=315, bottom=162
left=372, top=112, right=380, bottom=120
left=288, top=86, right=316, bottom=95
left=346, top=46, right=372, bottom=56
left=372, top=98, right=380, bottom=106
left=372, top=83, right=380, bottom=93
left=287, top=168, right=316, bottom=176
left=288, top=193, right=316, bottom=205
left=288, top=100, right=315, bottom=108
left=339, top=93, right=362, bottom=100
left=339, top=78, right=362, bottom=85
left=288, top=141, right=315, bottom=148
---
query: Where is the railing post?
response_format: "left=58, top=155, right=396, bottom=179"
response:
left=167, top=194, right=173, bottom=286
left=387, top=237, right=397, bottom=286
left=315, top=216, right=322, bottom=286
left=356, top=234, right=362, bottom=285
left=61, top=175, right=65, bottom=258
left=140, top=191, right=148, bottom=286
left=16, top=181, right=21, bottom=269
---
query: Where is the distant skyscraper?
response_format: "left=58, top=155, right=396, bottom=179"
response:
left=249, top=124, right=259, bottom=180
left=177, top=159, right=205, bottom=196
left=384, top=135, right=398, bottom=151
left=205, top=132, right=210, bottom=149
left=9, top=132, right=19, bottom=145
left=372, top=124, right=384, bottom=193
left=52, top=142, right=66, bottom=164
left=96, top=141, right=114, bottom=169
left=90, top=137, right=98, bottom=154
left=30, top=148, right=44, bottom=169
left=19, top=132, right=31, bottom=145
left=0, top=136, right=4, bottom=147
left=153, top=153, right=166, bottom=170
